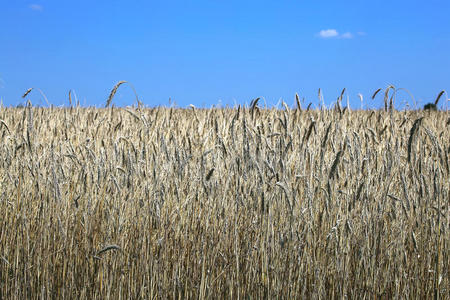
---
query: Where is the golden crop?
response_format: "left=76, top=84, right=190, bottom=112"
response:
left=0, top=103, right=448, bottom=298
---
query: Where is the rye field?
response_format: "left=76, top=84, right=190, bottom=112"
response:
left=0, top=100, right=448, bottom=298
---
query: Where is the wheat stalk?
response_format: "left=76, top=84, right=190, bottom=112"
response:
left=407, top=117, right=424, bottom=163
left=384, top=85, right=395, bottom=111
left=329, top=150, right=344, bottom=179
left=106, top=81, right=127, bottom=107
left=22, top=88, right=33, bottom=98
left=96, top=245, right=121, bottom=256
left=296, top=93, right=301, bottom=110
left=434, top=90, right=445, bottom=106
left=0, top=119, right=10, bottom=134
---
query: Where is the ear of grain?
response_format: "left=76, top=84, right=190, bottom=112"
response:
left=321, top=122, right=332, bottom=148
left=97, top=245, right=121, bottom=256
left=372, top=88, right=382, bottom=100
left=106, top=81, right=127, bottom=107
left=205, top=168, right=215, bottom=181
left=407, top=117, right=424, bottom=163
left=250, top=97, right=260, bottom=119
left=329, top=150, right=343, bottom=179
left=389, top=94, right=395, bottom=111
left=339, top=88, right=346, bottom=102
left=434, top=90, right=445, bottom=105
left=0, top=119, right=10, bottom=134
left=249, top=97, right=259, bottom=109
left=384, top=85, right=395, bottom=111
left=303, top=120, right=316, bottom=145
left=22, top=88, right=33, bottom=98
left=295, top=93, right=301, bottom=110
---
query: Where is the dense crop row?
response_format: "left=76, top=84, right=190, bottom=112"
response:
left=0, top=104, right=448, bottom=298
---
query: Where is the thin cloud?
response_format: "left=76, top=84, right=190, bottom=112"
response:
left=318, top=29, right=362, bottom=39
left=318, top=29, right=339, bottom=38
left=340, top=32, right=353, bottom=39
left=29, top=4, right=43, bottom=11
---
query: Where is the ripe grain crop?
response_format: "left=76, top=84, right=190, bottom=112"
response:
left=0, top=100, right=448, bottom=298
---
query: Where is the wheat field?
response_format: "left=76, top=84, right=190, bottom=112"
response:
left=0, top=102, right=448, bottom=298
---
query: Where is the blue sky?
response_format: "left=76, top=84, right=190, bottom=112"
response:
left=0, top=1, right=449, bottom=108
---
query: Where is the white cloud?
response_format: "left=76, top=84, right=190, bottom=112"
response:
left=319, top=29, right=339, bottom=38
left=340, top=32, right=353, bottom=39
left=318, top=29, right=362, bottom=39
left=29, top=4, right=43, bottom=11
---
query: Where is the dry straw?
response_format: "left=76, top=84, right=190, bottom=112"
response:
left=0, top=87, right=448, bottom=299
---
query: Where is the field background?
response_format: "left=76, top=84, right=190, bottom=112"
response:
left=0, top=105, right=448, bottom=298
